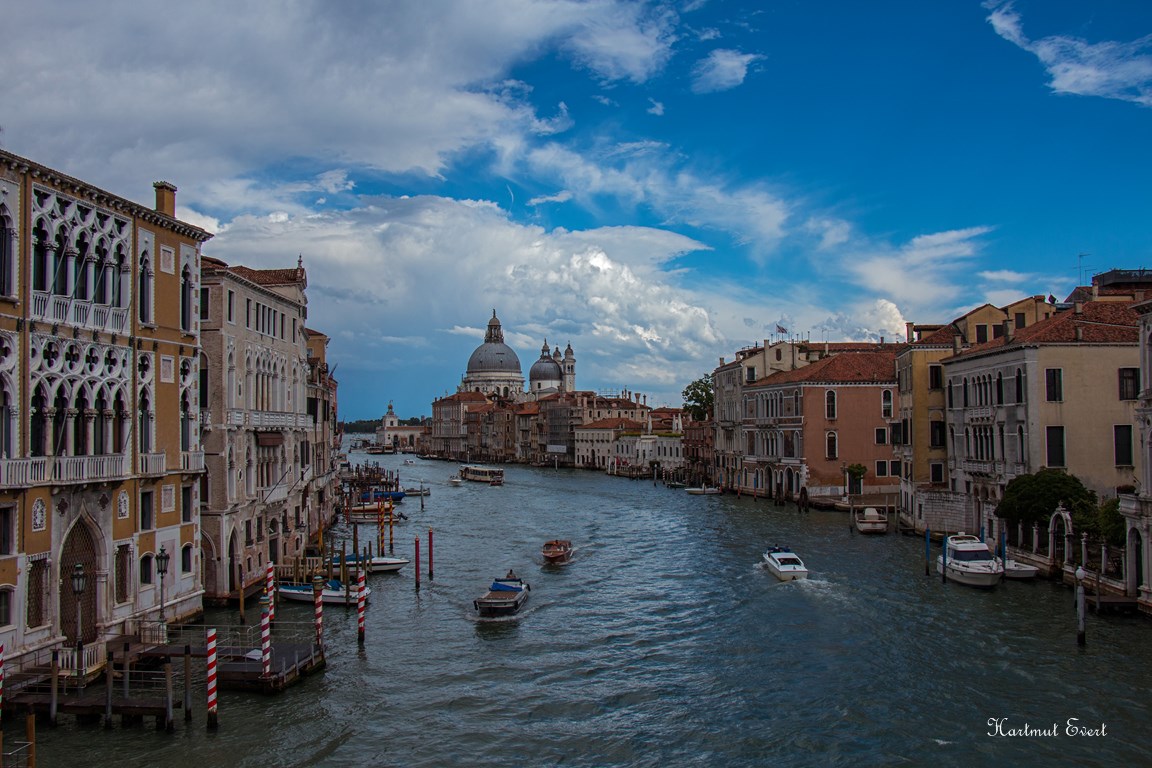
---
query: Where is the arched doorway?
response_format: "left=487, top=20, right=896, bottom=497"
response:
left=60, top=518, right=99, bottom=644
left=227, top=529, right=239, bottom=594
left=201, top=532, right=218, bottom=598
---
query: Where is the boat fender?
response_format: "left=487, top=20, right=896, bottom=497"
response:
left=525, top=584, right=530, bottom=591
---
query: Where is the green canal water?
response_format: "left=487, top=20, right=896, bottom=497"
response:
left=16, top=451, right=1151, bottom=766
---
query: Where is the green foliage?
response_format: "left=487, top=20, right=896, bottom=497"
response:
left=681, top=374, right=714, bottom=421
left=341, top=418, right=379, bottom=434
left=995, top=468, right=1097, bottom=526
left=846, top=463, right=868, bottom=480
left=1097, top=498, right=1127, bottom=547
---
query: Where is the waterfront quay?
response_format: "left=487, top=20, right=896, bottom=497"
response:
left=12, top=453, right=1151, bottom=767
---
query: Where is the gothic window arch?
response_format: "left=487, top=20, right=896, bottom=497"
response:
left=180, top=264, right=193, bottom=332
left=0, top=207, right=13, bottom=297
left=825, top=390, right=837, bottom=420
left=138, top=252, right=153, bottom=324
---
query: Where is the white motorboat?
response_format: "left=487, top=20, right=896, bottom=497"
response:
left=685, top=487, right=722, bottom=495
left=448, top=475, right=463, bottom=486
left=1004, top=559, right=1039, bottom=579
left=937, top=534, right=1004, bottom=588
left=763, top=546, right=808, bottom=581
left=853, top=507, right=888, bottom=534
left=277, top=578, right=371, bottom=606
left=330, top=553, right=411, bottom=573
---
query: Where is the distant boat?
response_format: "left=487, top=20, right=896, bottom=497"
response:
left=763, top=546, right=808, bottom=582
left=685, top=486, right=722, bottom=495
left=448, top=475, right=463, bottom=486
left=278, top=578, right=370, bottom=605
left=330, top=553, right=410, bottom=574
left=460, top=465, right=505, bottom=485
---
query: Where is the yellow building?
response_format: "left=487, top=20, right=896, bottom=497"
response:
left=0, top=149, right=211, bottom=673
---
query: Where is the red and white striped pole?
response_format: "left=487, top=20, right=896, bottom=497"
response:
left=0, top=642, right=6, bottom=718
left=260, top=595, right=271, bottom=679
left=414, top=537, right=421, bottom=588
left=356, top=570, right=366, bottom=645
left=205, top=629, right=218, bottom=730
left=428, top=528, right=434, bottom=580
left=265, top=561, right=276, bottom=624
left=313, top=575, right=325, bottom=648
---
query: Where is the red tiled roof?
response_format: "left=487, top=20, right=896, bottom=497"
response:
left=953, top=300, right=1139, bottom=358
left=755, top=350, right=896, bottom=385
left=230, top=265, right=305, bottom=286
left=577, top=417, right=645, bottom=430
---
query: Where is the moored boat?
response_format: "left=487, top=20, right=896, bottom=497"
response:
left=1004, top=559, right=1039, bottom=580
left=853, top=507, right=889, bottom=534
left=474, top=571, right=530, bottom=616
left=763, top=546, right=808, bottom=581
left=330, top=553, right=410, bottom=573
left=541, top=539, right=573, bottom=564
left=937, top=533, right=1003, bottom=588
left=685, top=486, right=722, bottom=495
left=278, top=578, right=370, bottom=605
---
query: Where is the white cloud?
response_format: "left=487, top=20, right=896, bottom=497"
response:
left=690, top=49, right=762, bottom=94
left=647, top=98, right=666, bottom=115
left=988, top=2, right=1152, bottom=106
left=528, top=190, right=574, bottom=205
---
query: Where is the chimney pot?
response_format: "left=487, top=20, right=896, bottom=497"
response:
left=153, top=181, right=177, bottom=217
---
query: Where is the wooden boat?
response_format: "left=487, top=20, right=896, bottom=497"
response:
left=330, top=553, right=410, bottom=573
left=541, top=539, right=573, bottom=564
left=763, top=546, right=808, bottom=581
left=345, top=503, right=408, bottom=525
left=853, top=507, right=889, bottom=534
left=278, top=578, right=370, bottom=605
left=403, top=486, right=431, bottom=496
left=685, top=486, right=722, bottom=495
left=474, top=571, right=530, bottom=617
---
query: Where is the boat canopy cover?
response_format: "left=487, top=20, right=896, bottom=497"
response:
left=489, top=580, right=523, bottom=592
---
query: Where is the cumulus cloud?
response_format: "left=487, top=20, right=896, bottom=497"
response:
left=647, top=98, right=666, bottom=115
left=987, top=2, right=1152, bottom=106
left=690, top=49, right=762, bottom=93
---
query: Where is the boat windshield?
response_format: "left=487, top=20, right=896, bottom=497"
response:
left=952, top=549, right=994, bottom=562
left=777, top=557, right=803, bottom=566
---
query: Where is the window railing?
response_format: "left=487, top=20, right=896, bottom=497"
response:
left=139, top=452, right=167, bottom=476
left=181, top=451, right=205, bottom=472
left=32, top=291, right=129, bottom=334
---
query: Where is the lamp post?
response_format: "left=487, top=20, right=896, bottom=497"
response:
left=156, top=546, right=170, bottom=624
left=70, top=563, right=86, bottom=691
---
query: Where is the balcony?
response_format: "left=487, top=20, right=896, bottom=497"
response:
left=50, top=454, right=130, bottom=484
left=225, top=410, right=314, bottom=429
left=181, top=451, right=205, bottom=473
left=0, top=457, right=48, bottom=488
left=139, top=452, right=167, bottom=476
left=32, top=292, right=129, bottom=335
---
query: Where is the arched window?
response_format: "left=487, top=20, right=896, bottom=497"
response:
left=0, top=209, right=13, bottom=297
left=1016, top=425, right=1025, bottom=462
left=1014, top=369, right=1024, bottom=403
left=94, top=393, right=108, bottom=455
left=881, top=390, right=893, bottom=418
left=947, top=381, right=954, bottom=408
left=825, top=390, right=837, bottom=419
left=826, top=431, right=838, bottom=459
left=996, top=372, right=1004, bottom=405
left=31, top=220, right=50, bottom=293
left=138, top=252, right=153, bottom=324
left=73, top=391, right=89, bottom=457
left=962, top=378, right=969, bottom=407
left=139, top=391, right=152, bottom=453
left=139, top=554, right=154, bottom=585
left=180, top=264, right=193, bottom=331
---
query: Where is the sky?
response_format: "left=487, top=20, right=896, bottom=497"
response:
left=4, top=1, right=1151, bottom=420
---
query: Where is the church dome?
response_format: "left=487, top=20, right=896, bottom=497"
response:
left=466, top=312, right=522, bottom=374
left=529, top=340, right=563, bottom=384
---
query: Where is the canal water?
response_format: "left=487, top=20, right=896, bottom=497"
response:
left=19, top=451, right=1151, bottom=767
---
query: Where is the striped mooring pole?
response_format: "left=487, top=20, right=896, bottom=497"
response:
left=206, top=629, right=218, bottom=730
left=260, top=595, right=271, bottom=679
left=313, top=575, right=325, bottom=648
left=265, top=561, right=276, bottom=623
left=357, top=570, right=367, bottom=645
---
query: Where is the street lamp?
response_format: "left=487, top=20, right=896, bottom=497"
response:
left=70, top=563, right=86, bottom=690
left=156, top=546, right=170, bottom=623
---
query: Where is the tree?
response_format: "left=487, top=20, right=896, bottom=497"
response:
left=681, top=374, right=713, bottom=421
left=995, top=468, right=1097, bottom=527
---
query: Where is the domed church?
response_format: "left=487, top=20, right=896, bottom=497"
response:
left=459, top=310, right=575, bottom=400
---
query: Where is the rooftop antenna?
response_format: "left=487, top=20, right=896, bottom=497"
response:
left=1078, top=253, right=1091, bottom=285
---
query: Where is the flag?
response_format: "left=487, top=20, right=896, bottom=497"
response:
left=776, top=324, right=788, bottom=334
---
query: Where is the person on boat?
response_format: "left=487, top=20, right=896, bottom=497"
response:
left=506, top=569, right=517, bottom=580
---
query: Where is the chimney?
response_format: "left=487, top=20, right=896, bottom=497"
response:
left=1092, top=284, right=1099, bottom=299
left=880, top=336, right=885, bottom=345
left=953, top=334, right=962, bottom=354
left=1075, top=325, right=1083, bottom=342
left=906, top=322, right=914, bottom=343
left=153, top=181, right=177, bottom=217
left=1074, top=302, right=1083, bottom=315
left=1003, top=320, right=1013, bottom=343
left=1138, top=291, right=1146, bottom=302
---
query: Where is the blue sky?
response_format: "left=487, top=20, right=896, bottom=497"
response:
left=4, top=0, right=1151, bottom=420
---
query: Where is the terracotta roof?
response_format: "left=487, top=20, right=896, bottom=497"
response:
left=229, top=265, right=305, bottom=286
left=755, top=350, right=896, bottom=386
left=952, top=300, right=1139, bottom=358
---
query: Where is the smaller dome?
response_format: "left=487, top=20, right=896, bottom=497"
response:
left=529, top=339, right=563, bottom=385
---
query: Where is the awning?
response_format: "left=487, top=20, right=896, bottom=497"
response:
left=256, top=432, right=284, bottom=447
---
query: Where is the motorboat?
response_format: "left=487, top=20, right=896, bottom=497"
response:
left=937, top=534, right=1004, bottom=588
left=541, top=539, right=573, bottom=565
left=448, top=475, right=463, bottom=486
left=763, top=546, right=808, bottom=581
left=330, top=553, right=411, bottom=573
left=474, top=571, right=530, bottom=616
left=277, top=578, right=371, bottom=606
left=1004, top=559, right=1039, bottom=579
left=685, top=486, right=722, bottom=495
left=403, top=486, right=431, bottom=496
left=853, top=507, right=889, bottom=534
